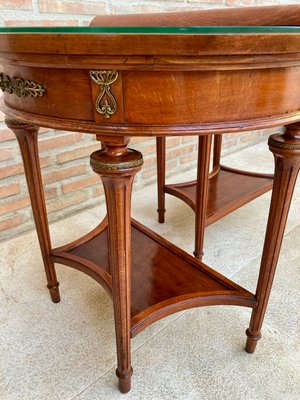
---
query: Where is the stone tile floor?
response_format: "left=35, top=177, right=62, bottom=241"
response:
left=0, top=141, right=299, bottom=400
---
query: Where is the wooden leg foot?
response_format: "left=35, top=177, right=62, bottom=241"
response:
left=156, top=137, right=166, bottom=224
left=47, top=282, right=60, bottom=303
left=245, top=329, right=261, bottom=353
left=116, top=367, right=133, bottom=393
left=193, top=250, right=203, bottom=260
left=245, top=126, right=300, bottom=353
left=157, top=208, right=166, bottom=223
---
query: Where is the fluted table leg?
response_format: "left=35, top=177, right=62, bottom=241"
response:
left=90, top=139, right=143, bottom=393
left=156, top=137, right=166, bottom=223
left=5, top=117, right=60, bottom=303
left=194, top=135, right=212, bottom=260
left=212, top=134, right=222, bottom=173
left=245, top=124, right=300, bottom=353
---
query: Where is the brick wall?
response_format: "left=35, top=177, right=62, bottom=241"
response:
left=0, top=0, right=291, bottom=240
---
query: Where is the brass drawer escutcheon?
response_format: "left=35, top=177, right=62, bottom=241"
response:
left=0, top=73, right=45, bottom=97
left=90, top=70, right=118, bottom=119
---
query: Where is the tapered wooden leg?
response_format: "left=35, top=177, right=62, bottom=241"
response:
left=245, top=124, right=300, bottom=353
left=5, top=117, right=60, bottom=303
left=212, top=134, right=222, bottom=172
left=194, top=135, right=212, bottom=260
left=90, top=140, right=143, bottom=393
left=156, top=137, right=166, bottom=223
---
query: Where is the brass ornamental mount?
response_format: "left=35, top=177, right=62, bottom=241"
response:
left=0, top=73, right=45, bottom=97
left=268, top=135, right=300, bottom=151
left=89, top=70, right=118, bottom=119
left=90, top=152, right=144, bottom=171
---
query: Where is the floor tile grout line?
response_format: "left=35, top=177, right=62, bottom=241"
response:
left=69, top=305, right=298, bottom=400
left=228, top=228, right=300, bottom=344
left=69, top=364, right=117, bottom=400
left=229, top=224, right=299, bottom=281
left=263, top=323, right=299, bottom=343
left=69, top=310, right=189, bottom=399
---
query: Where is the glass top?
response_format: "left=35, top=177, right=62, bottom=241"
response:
left=0, top=26, right=300, bottom=34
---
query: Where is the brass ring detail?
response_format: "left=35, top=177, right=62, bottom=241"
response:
left=5, top=116, right=27, bottom=126
left=268, top=136, right=300, bottom=151
left=90, top=154, right=143, bottom=171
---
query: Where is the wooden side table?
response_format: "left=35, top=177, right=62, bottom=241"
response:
left=90, top=2, right=298, bottom=262
left=156, top=134, right=274, bottom=259
left=0, top=13, right=300, bottom=393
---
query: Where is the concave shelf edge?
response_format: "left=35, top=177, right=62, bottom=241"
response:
left=164, top=165, right=273, bottom=225
left=50, top=216, right=112, bottom=296
left=131, top=291, right=256, bottom=337
left=50, top=217, right=256, bottom=337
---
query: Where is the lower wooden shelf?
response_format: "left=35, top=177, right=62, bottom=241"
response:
left=51, top=218, right=256, bottom=337
left=164, top=165, right=273, bottom=225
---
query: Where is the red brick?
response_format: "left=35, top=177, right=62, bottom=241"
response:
left=167, top=144, right=195, bottom=160
left=167, top=159, right=177, bottom=167
left=164, top=7, right=200, bottom=12
left=57, top=143, right=100, bottom=164
left=0, top=196, right=30, bottom=215
left=0, top=155, right=51, bottom=180
left=62, top=175, right=100, bottom=193
left=47, top=192, right=88, bottom=213
left=187, top=0, right=223, bottom=3
left=131, top=137, right=149, bottom=144
left=92, top=186, right=104, bottom=198
left=130, top=5, right=161, bottom=13
left=223, top=132, right=238, bottom=140
left=226, top=0, right=254, bottom=5
left=181, top=136, right=198, bottom=144
left=40, top=156, right=52, bottom=168
left=0, top=0, right=32, bottom=10
left=45, top=187, right=58, bottom=199
left=240, top=131, right=263, bottom=143
left=0, top=148, right=13, bottom=161
left=39, top=0, right=107, bottom=15
left=143, top=156, right=156, bottom=167
left=39, top=127, right=51, bottom=134
left=0, top=129, right=15, bottom=142
left=222, top=139, right=238, bottom=149
left=142, top=160, right=177, bottom=179
left=111, top=5, right=132, bottom=14
left=143, top=142, right=157, bottom=154
left=0, top=215, right=24, bottom=232
left=142, top=167, right=157, bottom=179
left=180, top=153, right=198, bottom=165
left=0, top=183, right=20, bottom=198
left=43, top=164, right=87, bottom=184
left=0, top=163, right=23, bottom=179
left=38, top=133, right=83, bottom=153
left=167, top=137, right=181, bottom=147
left=5, top=19, right=79, bottom=27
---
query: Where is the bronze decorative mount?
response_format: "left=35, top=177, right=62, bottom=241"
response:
left=89, top=70, right=118, bottom=118
left=0, top=73, right=45, bottom=97
left=90, top=148, right=143, bottom=173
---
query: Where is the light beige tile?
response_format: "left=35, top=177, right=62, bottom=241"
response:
left=149, top=212, right=262, bottom=279
left=221, top=139, right=274, bottom=175
left=0, top=139, right=299, bottom=400
left=75, top=307, right=300, bottom=400
left=0, top=229, right=35, bottom=266
left=232, top=225, right=300, bottom=342
left=0, top=215, right=187, bottom=400
left=49, top=209, right=103, bottom=248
